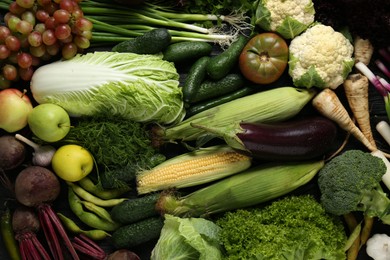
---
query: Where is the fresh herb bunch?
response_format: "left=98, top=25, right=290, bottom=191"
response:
left=62, top=114, right=166, bottom=189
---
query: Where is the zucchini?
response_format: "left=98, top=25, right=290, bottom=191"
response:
left=111, top=28, right=171, bottom=54
left=110, top=193, right=159, bottom=225
left=187, top=73, right=246, bottom=104
left=182, top=56, right=210, bottom=103
left=186, top=86, right=256, bottom=117
left=206, top=35, right=248, bottom=80
left=163, top=41, right=213, bottom=63
left=111, top=216, right=164, bottom=248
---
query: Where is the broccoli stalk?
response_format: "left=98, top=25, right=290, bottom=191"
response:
left=318, top=149, right=390, bottom=224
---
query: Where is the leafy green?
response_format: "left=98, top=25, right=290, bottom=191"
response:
left=151, top=214, right=223, bottom=260
left=216, top=195, right=347, bottom=260
left=31, top=51, right=185, bottom=125
left=62, top=114, right=166, bottom=189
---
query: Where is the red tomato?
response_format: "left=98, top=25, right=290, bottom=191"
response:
left=239, top=33, right=288, bottom=84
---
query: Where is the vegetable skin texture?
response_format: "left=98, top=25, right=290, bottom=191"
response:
left=288, top=24, right=354, bottom=89
left=111, top=216, right=164, bottom=249
left=161, top=86, right=316, bottom=143
left=136, top=145, right=252, bottom=194
left=312, top=88, right=378, bottom=153
left=216, top=195, right=347, bottom=260
left=343, top=73, right=376, bottom=148
left=239, top=32, right=288, bottom=85
left=317, top=150, right=390, bottom=224
left=253, top=0, right=315, bottom=39
left=194, top=116, right=338, bottom=161
left=157, top=159, right=324, bottom=217
left=30, top=51, right=185, bottom=125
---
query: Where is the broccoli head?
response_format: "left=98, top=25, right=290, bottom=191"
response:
left=318, top=150, right=390, bottom=224
left=216, top=195, right=347, bottom=260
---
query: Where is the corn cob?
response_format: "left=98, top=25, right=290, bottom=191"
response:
left=159, top=87, right=316, bottom=142
left=136, top=145, right=252, bottom=194
left=156, top=159, right=324, bottom=217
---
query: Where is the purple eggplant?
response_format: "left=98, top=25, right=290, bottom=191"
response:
left=235, top=116, right=338, bottom=161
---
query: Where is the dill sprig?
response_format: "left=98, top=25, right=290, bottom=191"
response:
left=63, top=115, right=166, bottom=189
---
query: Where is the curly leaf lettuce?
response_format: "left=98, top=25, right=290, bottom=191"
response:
left=31, top=51, right=185, bottom=125
left=151, top=214, right=222, bottom=260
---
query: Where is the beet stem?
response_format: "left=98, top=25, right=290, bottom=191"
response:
left=79, top=234, right=106, bottom=254
left=45, top=205, right=80, bottom=260
left=72, top=242, right=106, bottom=260
left=31, top=234, right=52, bottom=260
left=38, top=206, right=63, bottom=260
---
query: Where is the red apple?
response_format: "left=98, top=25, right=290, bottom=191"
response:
left=0, top=88, right=33, bottom=132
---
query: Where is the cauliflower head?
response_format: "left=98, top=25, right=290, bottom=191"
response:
left=288, top=24, right=354, bottom=89
left=253, top=0, right=315, bottom=39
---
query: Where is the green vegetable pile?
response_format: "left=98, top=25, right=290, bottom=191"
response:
left=62, top=114, right=166, bottom=189
left=216, top=195, right=347, bottom=260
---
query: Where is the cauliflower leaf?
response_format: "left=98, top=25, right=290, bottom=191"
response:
left=253, top=0, right=315, bottom=39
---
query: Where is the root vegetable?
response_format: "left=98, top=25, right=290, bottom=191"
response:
left=14, top=166, right=79, bottom=260
left=353, top=36, right=374, bottom=65
left=12, top=206, right=51, bottom=260
left=343, top=73, right=377, bottom=148
left=0, top=135, right=26, bottom=171
left=15, top=134, right=56, bottom=167
left=107, top=249, right=141, bottom=260
left=312, top=89, right=383, bottom=155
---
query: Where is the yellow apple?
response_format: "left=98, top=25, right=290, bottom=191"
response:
left=51, top=144, right=94, bottom=182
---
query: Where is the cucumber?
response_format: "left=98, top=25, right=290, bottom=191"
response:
left=187, top=73, right=246, bottom=104
left=163, top=41, right=213, bottom=63
left=111, top=216, right=164, bottom=248
left=182, top=56, right=210, bottom=103
left=206, top=35, right=248, bottom=80
left=111, top=28, right=171, bottom=54
left=186, top=86, right=256, bottom=117
left=110, top=193, right=159, bottom=225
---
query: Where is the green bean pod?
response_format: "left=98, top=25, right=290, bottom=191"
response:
left=68, top=187, right=121, bottom=232
left=78, top=177, right=131, bottom=200
left=1, top=208, right=21, bottom=260
left=68, top=182, right=127, bottom=207
left=80, top=201, right=116, bottom=224
left=57, top=213, right=111, bottom=241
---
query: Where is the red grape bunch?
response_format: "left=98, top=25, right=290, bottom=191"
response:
left=0, top=0, right=93, bottom=88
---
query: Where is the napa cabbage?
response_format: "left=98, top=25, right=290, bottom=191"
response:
left=30, top=51, right=185, bottom=125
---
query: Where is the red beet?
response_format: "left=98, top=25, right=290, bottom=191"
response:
left=14, top=166, right=79, bottom=260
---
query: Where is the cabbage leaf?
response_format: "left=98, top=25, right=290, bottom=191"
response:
left=151, top=214, right=223, bottom=260
left=31, top=51, right=185, bottom=125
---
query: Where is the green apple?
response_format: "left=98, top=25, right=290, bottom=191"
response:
left=27, top=103, right=71, bottom=142
left=0, top=88, right=33, bottom=133
left=51, top=144, right=94, bottom=182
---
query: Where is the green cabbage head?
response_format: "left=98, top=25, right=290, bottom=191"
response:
left=31, top=51, right=185, bottom=125
left=253, top=0, right=315, bottom=39
left=151, top=214, right=223, bottom=260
